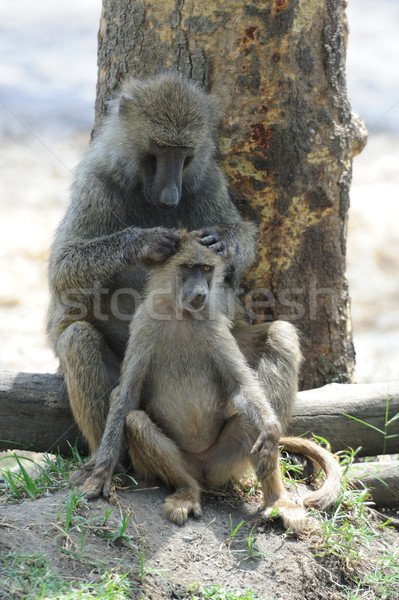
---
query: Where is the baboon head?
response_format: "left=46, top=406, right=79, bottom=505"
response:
left=118, top=72, right=218, bottom=210
left=146, top=233, right=226, bottom=316
left=173, top=235, right=224, bottom=314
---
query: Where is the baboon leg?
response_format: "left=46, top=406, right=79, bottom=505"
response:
left=252, top=457, right=306, bottom=534
left=126, top=410, right=202, bottom=525
left=200, top=414, right=253, bottom=488
left=57, top=321, right=121, bottom=455
left=200, top=413, right=306, bottom=533
left=234, top=320, right=302, bottom=432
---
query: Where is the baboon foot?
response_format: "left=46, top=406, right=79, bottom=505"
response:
left=261, top=498, right=306, bottom=534
left=69, top=460, right=96, bottom=487
left=162, top=488, right=202, bottom=526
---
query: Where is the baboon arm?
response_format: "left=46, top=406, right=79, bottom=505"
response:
left=209, top=327, right=282, bottom=482
left=77, top=345, right=151, bottom=499
left=210, top=327, right=277, bottom=422
left=49, top=225, right=178, bottom=296
left=77, top=387, right=139, bottom=499
left=50, top=227, right=144, bottom=294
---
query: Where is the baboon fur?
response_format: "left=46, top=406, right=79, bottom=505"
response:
left=47, top=73, right=320, bottom=513
left=47, top=72, right=259, bottom=454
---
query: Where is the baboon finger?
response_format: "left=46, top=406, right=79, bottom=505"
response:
left=208, top=240, right=227, bottom=255
left=79, top=477, right=103, bottom=499
left=200, top=234, right=219, bottom=245
left=101, top=469, right=115, bottom=498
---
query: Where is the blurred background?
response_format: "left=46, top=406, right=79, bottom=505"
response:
left=0, top=0, right=398, bottom=384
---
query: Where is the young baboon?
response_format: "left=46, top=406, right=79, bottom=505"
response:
left=75, top=234, right=341, bottom=533
left=47, top=71, right=300, bottom=457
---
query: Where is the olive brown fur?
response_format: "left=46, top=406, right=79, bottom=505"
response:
left=47, top=72, right=305, bottom=488
left=47, top=72, right=262, bottom=454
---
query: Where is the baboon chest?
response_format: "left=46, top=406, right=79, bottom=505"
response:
left=142, top=327, right=229, bottom=453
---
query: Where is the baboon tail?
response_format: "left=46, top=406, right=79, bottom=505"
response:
left=279, top=436, right=342, bottom=511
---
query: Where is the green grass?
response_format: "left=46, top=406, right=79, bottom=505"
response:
left=0, top=444, right=85, bottom=502
left=53, top=489, right=138, bottom=564
left=228, top=514, right=245, bottom=539
left=308, top=447, right=399, bottom=599
left=53, top=490, right=168, bottom=587
left=344, top=393, right=399, bottom=455
left=0, top=553, right=134, bottom=600
left=189, top=583, right=261, bottom=600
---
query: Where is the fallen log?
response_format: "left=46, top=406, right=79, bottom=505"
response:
left=291, top=381, right=399, bottom=457
left=0, top=372, right=398, bottom=457
left=348, top=460, right=399, bottom=508
left=0, top=372, right=86, bottom=456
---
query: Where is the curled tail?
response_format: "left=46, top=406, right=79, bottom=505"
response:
left=279, top=436, right=342, bottom=511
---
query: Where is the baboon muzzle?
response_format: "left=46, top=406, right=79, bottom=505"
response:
left=155, top=148, right=187, bottom=209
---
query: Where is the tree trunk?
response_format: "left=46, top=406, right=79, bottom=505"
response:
left=94, top=0, right=366, bottom=390
left=2, top=373, right=398, bottom=458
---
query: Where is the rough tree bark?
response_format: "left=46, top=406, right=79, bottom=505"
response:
left=94, top=0, right=367, bottom=390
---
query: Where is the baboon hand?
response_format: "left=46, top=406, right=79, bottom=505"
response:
left=76, top=463, right=114, bottom=500
left=195, top=226, right=234, bottom=259
left=251, top=425, right=281, bottom=482
left=137, top=227, right=180, bottom=265
left=69, top=458, right=96, bottom=487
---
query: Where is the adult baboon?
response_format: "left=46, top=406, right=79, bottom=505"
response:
left=74, top=234, right=341, bottom=532
left=47, top=72, right=261, bottom=455
left=47, top=72, right=301, bottom=457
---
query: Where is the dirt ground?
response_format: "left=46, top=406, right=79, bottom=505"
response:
left=0, top=474, right=374, bottom=600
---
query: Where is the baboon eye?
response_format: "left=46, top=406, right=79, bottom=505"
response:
left=202, top=265, right=212, bottom=272
left=184, top=156, right=193, bottom=169
left=185, top=264, right=194, bottom=269
left=147, top=155, right=157, bottom=172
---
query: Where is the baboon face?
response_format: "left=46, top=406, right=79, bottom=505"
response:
left=177, top=263, right=215, bottom=312
left=118, top=73, right=215, bottom=210
left=143, top=143, right=194, bottom=210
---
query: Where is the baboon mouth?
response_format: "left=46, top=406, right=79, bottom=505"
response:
left=186, top=301, right=206, bottom=311
left=160, top=203, right=178, bottom=210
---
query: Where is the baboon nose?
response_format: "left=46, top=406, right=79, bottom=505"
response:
left=160, top=185, right=180, bottom=209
